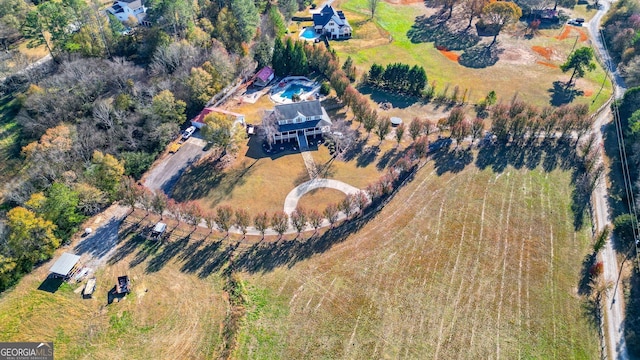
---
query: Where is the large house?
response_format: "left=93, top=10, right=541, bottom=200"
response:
left=263, top=100, right=332, bottom=150
left=312, top=5, right=352, bottom=40
left=107, top=0, right=148, bottom=25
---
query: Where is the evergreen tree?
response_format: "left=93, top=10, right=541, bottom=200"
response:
left=272, top=37, right=285, bottom=76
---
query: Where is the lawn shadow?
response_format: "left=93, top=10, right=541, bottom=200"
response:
left=431, top=146, right=474, bottom=175
left=37, top=276, right=64, bottom=293
left=107, top=234, right=147, bottom=265
left=376, top=148, right=397, bottom=170
left=459, top=44, right=503, bottom=68
left=548, top=81, right=584, bottom=106
left=74, top=217, right=124, bottom=260
left=180, top=240, right=222, bottom=274
left=198, top=243, right=239, bottom=278
left=357, top=85, right=424, bottom=110
left=356, top=145, right=380, bottom=168
left=171, top=157, right=256, bottom=203
left=146, top=236, right=190, bottom=273
left=341, top=138, right=366, bottom=162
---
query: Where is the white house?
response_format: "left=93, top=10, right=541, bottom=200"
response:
left=312, top=5, right=352, bottom=40
left=107, top=0, right=148, bottom=25
left=263, top=100, right=332, bottom=149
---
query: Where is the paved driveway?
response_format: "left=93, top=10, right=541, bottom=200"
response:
left=144, top=135, right=208, bottom=195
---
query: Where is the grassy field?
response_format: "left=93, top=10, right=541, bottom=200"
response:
left=0, top=213, right=229, bottom=359
left=234, top=153, right=600, bottom=358
left=330, top=0, right=612, bottom=111
left=0, top=95, right=22, bottom=200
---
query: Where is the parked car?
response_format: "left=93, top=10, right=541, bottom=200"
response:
left=182, top=126, right=196, bottom=140
left=575, top=18, right=585, bottom=23
left=168, top=142, right=181, bottom=153
left=568, top=19, right=582, bottom=26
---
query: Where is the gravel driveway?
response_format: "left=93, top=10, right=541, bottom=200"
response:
left=144, top=135, right=208, bottom=195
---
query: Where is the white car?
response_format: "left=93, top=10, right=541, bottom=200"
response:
left=182, top=126, right=196, bottom=140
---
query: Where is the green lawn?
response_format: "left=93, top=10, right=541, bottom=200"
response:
left=331, top=0, right=612, bottom=111
left=0, top=95, right=22, bottom=199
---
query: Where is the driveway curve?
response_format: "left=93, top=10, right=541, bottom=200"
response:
left=284, top=178, right=361, bottom=215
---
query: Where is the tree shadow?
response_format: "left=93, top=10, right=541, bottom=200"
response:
left=431, top=146, right=474, bottom=175
left=548, top=81, right=584, bottom=106
left=578, top=253, right=596, bottom=296
left=198, top=243, right=238, bottom=278
left=357, top=85, right=424, bottom=109
left=356, top=145, right=380, bottom=168
left=171, top=157, right=256, bottom=203
left=459, top=44, right=503, bottom=68
left=107, top=234, right=147, bottom=265
left=341, top=138, right=366, bottom=162
left=376, top=148, right=398, bottom=170
left=180, top=240, right=222, bottom=274
left=146, top=236, right=190, bottom=273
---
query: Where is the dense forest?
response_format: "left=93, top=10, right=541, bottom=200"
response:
left=603, top=0, right=640, bottom=87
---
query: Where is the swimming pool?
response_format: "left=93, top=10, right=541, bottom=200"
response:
left=300, top=27, right=318, bottom=40
left=281, top=83, right=313, bottom=99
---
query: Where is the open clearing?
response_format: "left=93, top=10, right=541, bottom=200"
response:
left=0, top=214, right=229, bottom=359
left=331, top=0, right=612, bottom=111
left=235, top=158, right=599, bottom=358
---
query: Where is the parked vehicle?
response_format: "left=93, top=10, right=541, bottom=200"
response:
left=182, top=126, right=196, bottom=140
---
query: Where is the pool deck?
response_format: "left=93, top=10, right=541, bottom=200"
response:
left=270, top=76, right=321, bottom=104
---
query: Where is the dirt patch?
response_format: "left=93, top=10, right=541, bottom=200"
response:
left=500, top=47, right=536, bottom=65
left=438, top=49, right=460, bottom=62
left=536, top=60, right=559, bottom=69
left=555, top=26, right=588, bottom=42
left=583, top=89, right=593, bottom=97
left=532, top=46, right=553, bottom=60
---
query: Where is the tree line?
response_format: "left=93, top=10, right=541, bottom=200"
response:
left=364, top=62, right=428, bottom=96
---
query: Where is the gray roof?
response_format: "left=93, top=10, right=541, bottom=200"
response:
left=49, top=253, right=81, bottom=276
left=274, top=100, right=324, bottom=120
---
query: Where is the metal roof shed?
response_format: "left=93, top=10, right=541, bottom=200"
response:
left=49, top=253, right=81, bottom=278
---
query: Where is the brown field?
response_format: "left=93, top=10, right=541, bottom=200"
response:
left=235, top=160, right=599, bottom=358
left=0, top=214, right=229, bottom=359
left=297, top=188, right=348, bottom=210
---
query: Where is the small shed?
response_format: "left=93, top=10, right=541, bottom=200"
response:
left=390, top=117, right=403, bottom=127
left=116, top=276, right=131, bottom=294
left=49, top=253, right=81, bottom=279
left=254, top=66, right=275, bottom=87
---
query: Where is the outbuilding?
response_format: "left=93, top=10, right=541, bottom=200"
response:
left=49, top=253, right=81, bottom=279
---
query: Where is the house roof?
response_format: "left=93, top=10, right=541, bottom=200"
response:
left=49, top=253, right=81, bottom=276
left=313, top=5, right=349, bottom=28
left=274, top=100, right=324, bottom=120
left=255, top=66, right=274, bottom=82
left=192, top=107, right=244, bottom=124
left=273, top=101, right=332, bottom=132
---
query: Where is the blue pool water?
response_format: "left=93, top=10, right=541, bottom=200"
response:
left=281, top=84, right=313, bottom=99
left=300, top=27, right=317, bottom=39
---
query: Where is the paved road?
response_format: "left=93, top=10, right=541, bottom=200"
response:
left=283, top=178, right=362, bottom=215
left=143, top=135, right=208, bottom=195
left=587, top=2, right=629, bottom=359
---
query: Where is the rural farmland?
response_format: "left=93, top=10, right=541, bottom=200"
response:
left=235, top=160, right=599, bottom=358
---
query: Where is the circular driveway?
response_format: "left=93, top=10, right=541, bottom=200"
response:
left=284, top=178, right=361, bottom=214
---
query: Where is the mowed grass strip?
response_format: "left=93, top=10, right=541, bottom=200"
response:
left=331, top=0, right=612, bottom=110
left=236, top=163, right=599, bottom=359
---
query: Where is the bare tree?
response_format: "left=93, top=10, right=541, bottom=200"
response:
left=271, top=211, right=289, bottom=239
left=368, top=0, right=380, bottom=18
left=234, top=208, right=250, bottom=239
left=290, top=207, right=308, bottom=236
left=254, top=211, right=269, bottom=240
left=308, top=209, right=323, bottom=233
left=340, top=195, right=355, bottom=219
left=323, top=203, right=339, bottom=228
left=216, top=205, right=234, bottom=236
left=260, top=110, right=279, bottom=150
